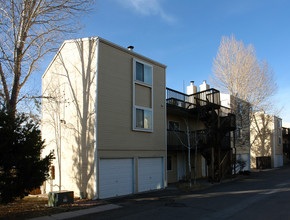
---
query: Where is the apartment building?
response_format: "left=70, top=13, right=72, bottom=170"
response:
left=282, top=122, right=290, bottom=164
left=251, top=112, right=283, bottom=169
left=166, top=81, right=236, bottom=183
left=41, top=37, right=167, bottom=199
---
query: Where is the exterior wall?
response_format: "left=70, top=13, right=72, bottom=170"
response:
left=166, top=112, right=207, bottom=183
left=167, top=152, right=178, bottom=183
left=282, top=126, right=290, bottom=164
left=167, top=151, right=205, bottom=183
left=42, top=37, right=166, bottom=198
left=96, top=40, right=166, bottom=195
left=221, top=94, right=251, bottom=171
left=42, top=38, right=98, bottom=198
left=273, top=116, right=283, bottom=167
left=250, top=113, right=283, bottom=168
left=251, top=113, right=273, bottom=168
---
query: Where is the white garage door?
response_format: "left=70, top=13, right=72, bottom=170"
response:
left=138, top=157, right=164, bottom=192
left=99, top=158, right=134, bottom=199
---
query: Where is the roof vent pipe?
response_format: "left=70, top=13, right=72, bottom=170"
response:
left=127, top=46, right=134, bottom=51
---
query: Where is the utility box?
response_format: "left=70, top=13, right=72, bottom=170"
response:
left=48, top=191, right=74, bottom=207
left=256, top=156, right=271, bottom=169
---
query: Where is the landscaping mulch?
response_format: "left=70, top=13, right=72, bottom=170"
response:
left=0, top=195, right=106, bottom=220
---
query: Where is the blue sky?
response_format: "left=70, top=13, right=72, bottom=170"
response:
left=38, top=0, right=290, bottom=122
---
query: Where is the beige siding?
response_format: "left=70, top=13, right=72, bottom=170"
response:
left=250, top=113, right=282, bottom=168
left=135, top=84, right=152, bottom=108
left=97, top=41, right=166, bottom=152
left=251, top=113, right=273, bottom=168
left=42, top=39, right=97, bottom=198
left=96, top=40, right=166, bottom=194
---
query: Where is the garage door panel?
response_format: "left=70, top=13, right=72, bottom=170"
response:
left=99, top=159, right=133, bottom=199
left=138, top=157, right=164, bottom=192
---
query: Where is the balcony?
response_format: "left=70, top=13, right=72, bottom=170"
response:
left=167, top=129, right=212, bottom=151
left=166, top=87, right=221, bottom=110
left=167, top=129, right=232, bottom=152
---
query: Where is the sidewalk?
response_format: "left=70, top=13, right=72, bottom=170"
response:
left=29, top=204, right=121, bottom=220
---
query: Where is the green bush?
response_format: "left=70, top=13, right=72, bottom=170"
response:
left=0, top=110, right=54, bottom=204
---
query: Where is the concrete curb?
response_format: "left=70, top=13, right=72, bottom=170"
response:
left=29, top=204, right=121, bottom=220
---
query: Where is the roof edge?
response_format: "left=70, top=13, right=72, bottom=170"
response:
left=42, top=36, right=167, bottom=79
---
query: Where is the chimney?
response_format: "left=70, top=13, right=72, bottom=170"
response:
left=187, top=81, right=197, bottom=95
left=199, top=80, right=210, bottom=92
left=127, top=46, right=134, bottom=51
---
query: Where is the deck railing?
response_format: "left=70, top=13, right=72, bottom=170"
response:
left=166, top=87, right=232, bottom=115
left=166, top=87, right=220, bottom=109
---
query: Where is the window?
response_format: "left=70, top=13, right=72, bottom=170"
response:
left=133, top=59, right=153, bottom=132
left=236, top=127, right=242, bottom=139
left=238, top=103, right=242, bottom=114
left=278, top=119, right=282, bottom=128
left=167, top=156, right=172, bottom=171
left=168, top=121, right=180, bottom=131
left=135, top=108, right=152, bottom=129
left=135, top=61, right=152, bottom=85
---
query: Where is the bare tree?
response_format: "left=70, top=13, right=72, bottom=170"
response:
left=210, top=35, right=277, bottom=112
left=0, top=0, right=94, bottom=116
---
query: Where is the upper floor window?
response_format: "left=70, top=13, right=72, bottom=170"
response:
left=236, top=127, right=242, bottom=139
left=133, top=59, right=153, bottom=132
left=135, top=61, right=152, bottom=85
left=168, top=121, right=180, bottom=131
left=238, top=103, right=242, bottom=114
left=278, top=119, right=282, bottom=128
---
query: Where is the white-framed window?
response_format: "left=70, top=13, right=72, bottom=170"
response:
left=134, top=107, right=152, bottom=130
left=133, top=58, right=153, bottom=132
left=134, top=60, right=153, bottom=86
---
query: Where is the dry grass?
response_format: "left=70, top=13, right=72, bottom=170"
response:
left=0, top=195, right=106, bottom=220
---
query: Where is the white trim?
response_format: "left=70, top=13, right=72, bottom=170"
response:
left=135, top=80, right=152, bottom=88
left=134, top=105, right=152, bottom=111
left=132, top=58, right=153, bottom=132
left=93, top=39, right=100, bottom=200
left=134, top=58, right=153, bottom=86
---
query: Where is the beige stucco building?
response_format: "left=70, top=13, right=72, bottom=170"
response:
left=42, top=37, right=167, bottom=199
left=250, top=112, right=283, bottom=169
